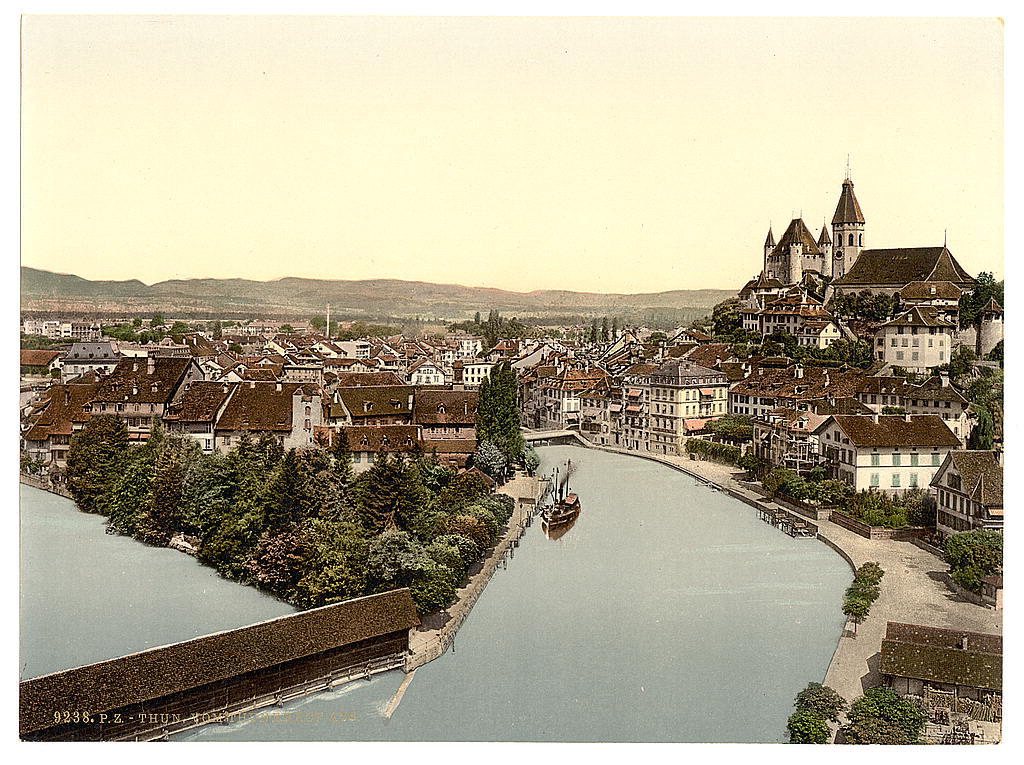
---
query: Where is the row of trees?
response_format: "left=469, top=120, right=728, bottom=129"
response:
left=843, top=488, right=936, bottom=529
left=65, top=417, right=514, bottom=614
left=761, top=467, right=855, bottom=507
left=841, top=562, right=885, bottom=635
left=585, top=317, right=621, bottom=344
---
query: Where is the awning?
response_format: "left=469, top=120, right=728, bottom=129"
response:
left=699, top=388, right=715, bottom=396
left=627, top=388, right=643, bottom=397
left=625, top=404, right=643, bottom=413
left=684, top=418, right=710, bottom=431
left=609, top=403, right=623, bottom=412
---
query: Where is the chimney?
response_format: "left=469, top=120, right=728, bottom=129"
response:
left=872, top=413, right=879, bottom=423
left=823, top=370, right=830, bottom=388
left=961, top=635, right=969, bottom=651
left=275, top=382, right=282, bottom=392
left=939, top=371, right=950, bottom=388
left=222, top=383, right=229, bottom=394
left=249, top=381, right=256, bottom=389
left=905, top=413, right=912, bottom=422
left=132, top=361, right=139, bottom=373
left=131, top=386, right=138, bottom=396
left=147, top=356, right=156, bottom=375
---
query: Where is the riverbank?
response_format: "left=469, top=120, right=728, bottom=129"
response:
left=547, top=434, right=1001, bottom=734
left=406, top=471, right=541, bottom=671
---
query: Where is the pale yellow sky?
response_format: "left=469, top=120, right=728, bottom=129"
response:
left=21, top=16, right=1003, bottom=293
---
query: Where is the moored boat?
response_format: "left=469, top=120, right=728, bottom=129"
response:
left=541, top=459, right=581, bottom=530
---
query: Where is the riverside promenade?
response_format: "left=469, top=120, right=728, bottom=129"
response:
left=406, top=471, right=541, bottom=671
left=546, top=436, right=1001, bottom=711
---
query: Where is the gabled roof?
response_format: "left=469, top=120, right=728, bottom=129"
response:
left=832, top=178, right=865, bottom=225
left=216, top=381, right=317, bottom=432
left=814, top=414, right=960, bottom=448
left=94, top=357, right=196, bottom=405
left=771, top=218, right=821, bottom=258
left=413, top=390, right=478, bottom=425
left=878, top=306, right=955, bottom=329
left=336, top=385, right=415, bottom=420
left=880, top=622, right=1001, bottom=691
left=932, top=450, right=1003, bottom=507
left=163, top=381, right=233, bottom=424
left=341, top=425, right=421, bottom=452
left=833, top=247, right=975, bottom=287
left=21, top=350, right=61, bottom=367
left=23, top=383, right=99, bottom=441
left=899, top=280, right=964, bottom=301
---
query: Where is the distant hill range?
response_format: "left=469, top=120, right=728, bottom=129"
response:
left=20, top=267, right=733, bottom=324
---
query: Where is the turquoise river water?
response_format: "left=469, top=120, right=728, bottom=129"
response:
left=20, top=446, right=851, bottom=742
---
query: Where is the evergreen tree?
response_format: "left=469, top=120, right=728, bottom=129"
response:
left=352, top=453, right=426, bottom=533
left=967, top=406, right=995, bottom=450
left=611, top=317, right=619, bottom=340
left=66, top=415, right=130, bottom=514
left=601, top=317, right=609, bottom=342
left=331, top=429, right=354, bottom=485
left=474, top=311, right=481, bottom=326
left=265, top=448, right=304, bottom=530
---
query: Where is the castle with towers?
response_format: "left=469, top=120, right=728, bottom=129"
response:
left=761, top=175, right=865, bottom=285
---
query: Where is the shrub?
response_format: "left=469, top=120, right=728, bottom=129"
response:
left=787, top=710, right=830, bottom=744
left=841, top=687, right=926, bottom=745
left=794, top=682, right=847, bottom=722
left=944, top=530, right=1002, bottom=592
left=445, top=515, right=492, bottom=550
left=763, top=467, right=797, bottom=495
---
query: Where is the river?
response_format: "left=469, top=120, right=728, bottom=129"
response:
left=20, top=446, right=851, bottom=742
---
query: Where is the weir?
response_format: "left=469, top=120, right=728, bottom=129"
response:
left=20, top=589, right=420, bottom=741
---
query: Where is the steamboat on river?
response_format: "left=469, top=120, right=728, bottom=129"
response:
left=541, top=459, right=581, bottom=531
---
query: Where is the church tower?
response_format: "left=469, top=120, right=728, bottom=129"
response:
left=831, top=175, right=865, bottom=278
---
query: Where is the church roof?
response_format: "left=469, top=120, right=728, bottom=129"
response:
left=832, top=247, right=976, bottom=288
left=832, top=179, right=865, bottom=225
left=771, top=218, right=821, bottom=257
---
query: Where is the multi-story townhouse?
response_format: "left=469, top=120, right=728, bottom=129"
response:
left=729, top=365, right=867, bottom=418
left=855, top=374, right=971, bottom=447
left=339, top=425, right=422, bottom=473
left=62, top=341, right=122, bottom=380
left=91, top=357, right=205, bottom=443
left=647, top=359, right=729, bottom=455
left=406, top=358, right=448, bottom=386
left=619, top=363, right=657, bottom=452
left=162, top=381, right=236, bottom=453
left=812, top=413, right=961, bottom=494
left=213, top=381, right=323, bottom=451
left=21, top=381, right=99, bottom=467
left=931, top=450, right=1003, bottom=539
left=331, top=385, right=416, bottom=427
left=874, top=306, right=956, bottom=373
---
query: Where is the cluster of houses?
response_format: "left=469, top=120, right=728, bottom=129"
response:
left=19, top=325, right=511, bottom=478
left=514, top=176, right=1003, bottom=543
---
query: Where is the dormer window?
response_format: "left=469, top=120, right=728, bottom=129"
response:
left=360, top=436, right=369, bottom=446
left=437, top=405, right=446, bottom=414
left=364, top=402, right=373, bottom=412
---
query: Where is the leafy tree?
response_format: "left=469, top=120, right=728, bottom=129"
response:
left=66, top=415, right=129, bottom=514
left=292, top=520, right=370, bottom=608
left=408, top=561, right=458, bottom=614
left=711, top=298, right=743, bottom=337
left=105, top=449, right=155, bottom=534
left=474, top=440, right=507, bottom=479
left=842, top=595, right=870, bottom=634
left=708, top=414, right=754, bottom=441
left=280, top=324, right=294, bottom=334
left=762, top=467, right=797, bottom=495
left=958, top=271, right=1003, bottom=329
left=737, top=452, right=764, bottom=478
left=148, top=433, right=201, bottom=536
left=365, top=531, right=433, bottom=595
left=787, top=710, right=830, bottom=744
left=212, top=320, right=222, bottom=340
left=945, top=530, right=1002, bottom=591
left=523, top=447, right=540, bottom=476
left=242, top=528, right=309, bottom=596
left=986, top=339, right=1003, bottom=363
left=444, top=515, right=492, bottom=550
left=794, top=682, right=847, bottom=722
left=841, top=687, right=926, bottom=744
left=151, top=313, right=166, bottom=328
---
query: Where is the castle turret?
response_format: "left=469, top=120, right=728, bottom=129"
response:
left=817, top=223, right=833, bottom=278
left=976, top=298, right=1004, bottom=358
left=762, top=226, right=775, bottom=277
left=832, top=176, right=865, bottom=277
